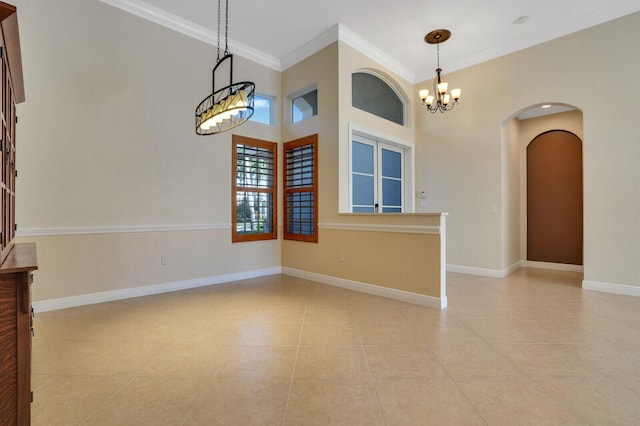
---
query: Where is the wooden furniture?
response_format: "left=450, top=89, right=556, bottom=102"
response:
left=0, top=243, right=37, bottom=425
left=0, top=3, right=34, bottom=425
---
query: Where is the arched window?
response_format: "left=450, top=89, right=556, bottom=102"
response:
left=352, top=72, right=404, bottom=125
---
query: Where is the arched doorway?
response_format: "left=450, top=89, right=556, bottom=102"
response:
left=527, top=130, right=583, bottom=265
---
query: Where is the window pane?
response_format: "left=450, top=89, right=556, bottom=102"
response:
left=292, top=89, right=318, bottom=123
left=236, top=144, right=275, bottom=188
left=381, top=148, right=402, bottom=179
left=352, top=73, right=403, bottom=125
left=250, top=94, right=272, bottom=125
left=382, top=207, right=402, bottom=213
left=353, top=174, right=374, bottom=206
left=236, top=192, right=274, bottom=234
left=352, top=141, right=374, bottom=174
left=382, top=178, right=402, bottom=207
left=286, top=191, right=315, bottom=235
left=353, top=206, right=375, bottom=213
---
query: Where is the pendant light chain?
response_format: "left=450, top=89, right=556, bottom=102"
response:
left=224, top=0, right=229, bottom=55
left=216, top=0, right=221, bottom=61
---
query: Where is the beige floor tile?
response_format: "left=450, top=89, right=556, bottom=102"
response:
left=570, top=341, right=640, bottom=377
left=352, top=302, right=407, bottom=323
left=364, top=345, right=449, bottom=381
left=216, top=345, right=297, bottom=381
left=141, top=340, right=231, bottom=379
left=31, top=272, right=640, bottom=423
left=376, top=378, right=484, bottom=425
left=294, top=345, right=371, bottom=383
left=304, top=303, right=355, bottom=322
left=457, top=379, right=585, bottom=425
left=184, top=379, right=290, bottom=425
left=419, top=320, right=486, bottom=346
left=540, top=376, right=640, bottom=424
left=84, top=376, right=209, bottom=425
left=615, top=376, right=640, bottom=394
left=432, top=344, right=523, bottom=380
left=69, top=340, right=170, bottom=376
left=285, top=381, right=384, bottom=425
left=249, top=302, right=308, bottom=323
left=300, top=321, right=361, bottom=345
left=492, top=343, right=598, bottom=378
left=235, top=320, right=303, bottom=346
left=31, top=374, right=131, bottom=425
left=357, top=321, right=429, bottom=345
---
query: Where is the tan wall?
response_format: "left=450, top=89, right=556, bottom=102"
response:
left=15, top=0, right=282, bottom=302
left=281, top=42, right=445, bottom=302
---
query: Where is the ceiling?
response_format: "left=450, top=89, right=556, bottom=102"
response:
left=102, top=0, right=640, bottom=83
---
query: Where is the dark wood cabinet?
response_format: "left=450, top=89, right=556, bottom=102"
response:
left=0, top=243, right=37, bottom=425
left=0, top=2, right=33, bottom=425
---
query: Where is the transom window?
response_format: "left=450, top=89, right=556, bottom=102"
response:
left=232, top=135, right=277, bottom=242
left=352, top=72, right=404, bottom=125
left=292, top=88, right=318, bottom=123
left=249, top=94, right=274, bottom=125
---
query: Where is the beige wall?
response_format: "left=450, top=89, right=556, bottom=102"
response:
left=15, top=0, right=282, bottom=303
left=416, top=12, right=640, bottom=289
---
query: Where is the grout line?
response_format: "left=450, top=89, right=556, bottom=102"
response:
left=78, top=375, right=137, bottom=425
left=281, top=284, right=311, bottom=426
left=353, top=317, right=387, bottom=424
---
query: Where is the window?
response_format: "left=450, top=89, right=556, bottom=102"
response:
left=352, top=72, right=404, bottom=125
left=351, top=134, right=404, bottom=213
left=249, top=94, right=273, bottom=125
left=232, top=135, right=277, bottom=242
left=284, top=134, right=318, bottom=242
left=292, top=89, right=318, bottom=123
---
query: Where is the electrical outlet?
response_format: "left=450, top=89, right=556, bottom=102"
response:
left=161, top=255, right=168, bottom=265
left=338, top=250, right=345, bottom=262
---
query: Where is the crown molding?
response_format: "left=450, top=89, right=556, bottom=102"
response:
left=336, top=24, right=415, bottom=83
left=281, top=24, right=415, bottom=83
left=98, top=0, right=281, bottom=71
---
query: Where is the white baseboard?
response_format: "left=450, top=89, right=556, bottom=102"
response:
left=521, top=260, right=584, bottom=273
left=447, top=264, right=507, bottom=278
left=282, top=267, right=446, bottom=309
left=582, top=280, right=640, bottom=297
left=33, top=266, right=282, bottom=313
left=447, top=261, right=584, bottom=278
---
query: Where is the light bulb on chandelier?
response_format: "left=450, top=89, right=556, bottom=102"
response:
left=418, top=29, right=461, bottom=113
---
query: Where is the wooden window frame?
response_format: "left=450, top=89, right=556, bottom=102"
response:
left=232, top=135, right=277, bottom=243
left=283, top=134, right=318, bottom=242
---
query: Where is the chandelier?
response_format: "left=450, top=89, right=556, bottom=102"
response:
left=195, top=0, right=255, bottom=135
left=418, top=29, right=461, bottom=113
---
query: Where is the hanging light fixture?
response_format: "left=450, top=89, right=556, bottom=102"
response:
left=418, top=29, right=461, bottom=113
left=195, top=0, right=255, bottom=135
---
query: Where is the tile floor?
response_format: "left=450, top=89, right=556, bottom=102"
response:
left=31, top=269, right=640, bottom=425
